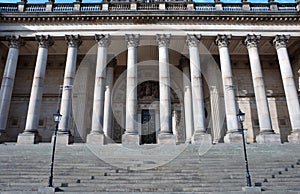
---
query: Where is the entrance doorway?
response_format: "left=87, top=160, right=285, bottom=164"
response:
left=141, top=109, right=156, bottom=144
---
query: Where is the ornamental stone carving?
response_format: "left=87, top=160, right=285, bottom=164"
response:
left=65, top=34, right=82, bottom=48
left=95, top=34, right=111, bottom=47
left=186, top=34, right=201, bottom=47
left=156, top=34, right=171, bottom=47
left=35, top=35, right=54, bottom=48
left=243, top=34, right=261, bottom=49
left=215, top=34, right=232, bottom=47
left=273, top=34, right=290, bottom=49
left=125, top=34, right=140, bottom=48
left=6, top=35, right=24, bottom=49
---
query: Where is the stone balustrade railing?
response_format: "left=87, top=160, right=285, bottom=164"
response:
left=0, top=1, right=299, bottom=13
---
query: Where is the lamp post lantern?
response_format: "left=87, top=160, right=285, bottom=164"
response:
left=237, top=109, right=252, bottom=187
left=48, top=110, right=62, bottom=188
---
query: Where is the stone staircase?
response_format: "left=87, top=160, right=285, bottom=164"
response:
left=0, top=143, right=299, bottom=193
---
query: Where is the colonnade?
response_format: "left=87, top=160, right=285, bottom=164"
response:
left=0, top=34, right=299, bottom=144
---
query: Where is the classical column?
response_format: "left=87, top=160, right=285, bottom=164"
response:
left=273, top=35, right=300, bottom=143
left=0, top=36, right=24, bottom=139
left=210, top=86, right=222, bottom=144
left=122, top=34, right=140, bottom=145
left=244, top=34, right=280, bottom=143
left=56, top=34, right=82, bottom=144
left=17, top=35, right=54, bottom=144
left=215, top=34, right=241, bottom=143
left=87, top=34, right=110, bottom=144
left=156, top=34, right=175, bottom=144
left=186, top=34, right=211, bottom=144
left=182, top=62, right=194, bottom=143
left=103, top=60, right=115, bottom=143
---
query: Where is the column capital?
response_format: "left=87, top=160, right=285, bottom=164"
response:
left=125, top=34, right=140, bottom=48
left=6, top=35, right=24, bottom=48
left=65, top=34, right=82, bottom=48
left=243, top=34, right=261, bottom=49
left=215, top=34, right=232, bottom=47
left=273, top=34, right=290, bottom=49
left=156, top=34, right=171, bottom=47
left=186, top=34, right=201, bottom=47
left=95, top=34, right=111, bottom=47
left=35, top=35, right=54, bottom=48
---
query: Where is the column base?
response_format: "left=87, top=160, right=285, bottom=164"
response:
left=224, top=132, right=243, bottom=143
left=288, top=132, right=300, bottom=143
left=158, top=133, right=176, bottom=144
left=191, top=131, right=212, bottom=144
left=242, top=186, right=261, bottom=193
left=122, top=133, right=140, bottom=147
left=17, top=131, right=41, bottom=144
left=256, top=133, right=281, bottom=144
left=53, top=132, right=73, bottom=145
left=86, top=133, right=105, bottom=145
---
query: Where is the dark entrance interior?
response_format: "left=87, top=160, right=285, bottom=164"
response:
left=141, top=109, right=156, bottom=144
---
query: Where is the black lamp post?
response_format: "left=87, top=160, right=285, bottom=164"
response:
left=237, top=109, right=252, bottom=187
left=48, top=110, right=62, bottom=188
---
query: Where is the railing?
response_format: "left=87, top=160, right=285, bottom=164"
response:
left=222, top=3, right=243, bottom=11
left=138, top=3, right=159, bottom=10
left=25, top=4, right=46, bottom=12
left=0, top=3, right=18, bottom=12
left=81, top=3, right=102, bottom=11
left=195, top=3, right=216, bottom=11
left=0, top=2, right=298, bottom=13
left=250, top=3, right=269, bottom=11
left=53, top=3, right=74, bottom=12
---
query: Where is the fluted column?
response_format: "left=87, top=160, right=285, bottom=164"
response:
left=156, top=34, right=175, bottom=144
left=0, top=36, right=24, bottom=135
left=182, top=63, right=194, bottom=143
left=122, top=34, right=140, bottom=145
left=273, top=35, right=300, bottom=143
left=187, top=34, right=210, bottom=144
left=87, top=34, right=110, bottom=144
left=215, top=34, right=241, bottom=143
left=103, top=60, right=115, bottom=143
left=18, top=35, right=54, bottom=144
left=56, top=35, right=81, bottom=144
left=244, top=34, right=280, bottom=143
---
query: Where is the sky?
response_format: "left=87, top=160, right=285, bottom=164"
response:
left=0, top=0, right=295, bottom=3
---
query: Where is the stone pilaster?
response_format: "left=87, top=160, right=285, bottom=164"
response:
left=215, top=34, right=241, bottom=143
left=17, top=35, right=54, bottom=144
left=273, top=35, right=300, bottom=143
left=56, top=34, right=82, bottom=145
left=0, top=36, right=24, bottom=140
left=186, top=34, right=211, bottom=144
left=156, top=34, right=175, bottom=144
left=122, top=34, right=140, bottom=146
left=244, top=34, right=280, bottom=143
left=87, top=34, right=111, bottom=145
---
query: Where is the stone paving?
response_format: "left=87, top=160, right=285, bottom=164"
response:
left=0, top=143, right=299, bottom=193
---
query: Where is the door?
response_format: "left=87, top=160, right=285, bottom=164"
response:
left=141, top=109, right=156, bottom=144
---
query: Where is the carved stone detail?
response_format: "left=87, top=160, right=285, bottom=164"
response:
left=243, top=34, right=261, bottom=49
left=125, top=34, right=140, bottom=48
left=6, top=35, right=24, bottom=49
left=186, top=34, right=201, bottom=47
left=65, top=34, right=82, bottom=48
left=273, top=34, right=290, bottom=49
left=156, top=34, right=171, bottom=47
left=215, top=34, right=231, bottom=47
left=95, top=34, right=111, bottom=47
left=35, top=35, right=54, bottom=48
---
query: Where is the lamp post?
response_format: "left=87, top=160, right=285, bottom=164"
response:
left=237, top=109, right=252, bottom=187
left=48, top=110, right=62, bottom=188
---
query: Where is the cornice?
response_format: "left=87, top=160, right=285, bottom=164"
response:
left=0, top=11, right=299, bottom=25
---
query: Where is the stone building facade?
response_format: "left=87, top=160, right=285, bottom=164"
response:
left=0, top=0, right=299, bottom=145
